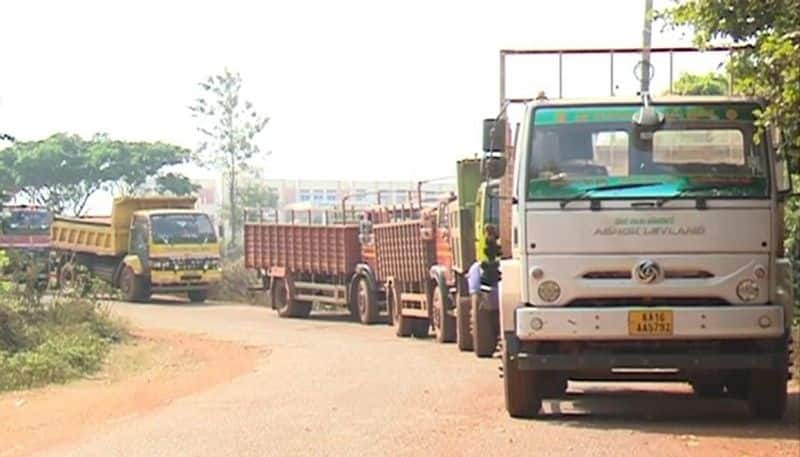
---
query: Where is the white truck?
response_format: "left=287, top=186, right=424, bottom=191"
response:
left=492, top=47, right=795, bottom=419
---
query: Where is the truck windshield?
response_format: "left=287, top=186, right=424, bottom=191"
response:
left=150, top=213, right=217, bottom=245
left=1, top=210, right=52, bottom=234
left=526, top=104, right=769, bottom=202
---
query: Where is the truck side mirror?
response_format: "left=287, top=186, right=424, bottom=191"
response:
left=775, top=158, right=792, bottom=196
left=483, top=118, right=506, bottom=153
left=769, top=125, right=783, bottom=150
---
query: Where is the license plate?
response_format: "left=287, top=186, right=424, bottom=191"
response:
left=628, top=310, right=673, bottom=337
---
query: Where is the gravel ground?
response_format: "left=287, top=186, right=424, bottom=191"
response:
left=38, top=299, right=800, bottom=457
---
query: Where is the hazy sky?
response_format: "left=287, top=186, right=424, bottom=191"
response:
left=0, top=0, right=727, bottom=188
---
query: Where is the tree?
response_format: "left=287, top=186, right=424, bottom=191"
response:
left=0, top=133, right=191, bottom=214
left=661, top=0, right=800, bottom=169
left=155, top=173, right=200, bottom=196
left=669, top=71, right=728, bottom=96
left=222, top=178, right=278, bottom=244
left=189, top=69, right=270, bottom=249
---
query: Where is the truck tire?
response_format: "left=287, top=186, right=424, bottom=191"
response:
left=273, top=278, right=311, bottom=318
left=354, top=276, right=379, bottom=325
left=432, top=283, right=455, bottom=343
left=188, top=290, right=208, bottom=303
left=747, top=368, right=787, bottom=420
left=58, top=263, right=77, bottom=292
left=503, top=348, right=542, bottom=418
left=472, top=293, right=498, bottom=358
left=120, top=266, right=149, bottom=302
left=391, top=283, right=413, bottom=337
left=456, top=294, right=473, bottom=351
left=411, top=318, right=430, bottom=338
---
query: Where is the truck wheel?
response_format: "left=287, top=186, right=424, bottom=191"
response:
left=188, top=290, right=208, bottom=303
left=354, top=276, right=379, bottom=325
left=456, top=295, right=473, bottom=351
left=503, top=348, right=542, bottom=418
left=391, top=283, right=413, bottom=337
left=411, top=318, right=430, bottom=338
left=58, top=264, right=77, bottom=292
left=747, top=368, right=787, bottom=420
left=471, top=293, right=498, bottom=358
left=120, top=266, right=148, bottom=302
left=273, top=278, right=309, bottom=318
left=432, top=284, right=455, bottom=343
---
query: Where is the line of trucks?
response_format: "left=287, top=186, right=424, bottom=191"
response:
left=243, top=47, right=796, bottom=421
left=1, top=46, right=794, bottom=421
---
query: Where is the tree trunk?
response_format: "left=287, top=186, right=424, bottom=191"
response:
left=228, top=153, right=238, bottom=250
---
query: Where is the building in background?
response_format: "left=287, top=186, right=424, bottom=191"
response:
left=262, top=178, right=455, bottom=222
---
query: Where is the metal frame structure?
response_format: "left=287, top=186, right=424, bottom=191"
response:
left=498, top=46, right=746, bottom=107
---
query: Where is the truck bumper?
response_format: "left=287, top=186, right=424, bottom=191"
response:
left=150, top=270, right=221, bottom=292
left=515, top=305, right=785, bottom=341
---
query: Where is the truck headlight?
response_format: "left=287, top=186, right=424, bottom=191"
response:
left=204, top=259, right=221, bottom=271
left=537, top=280, right=561, bottom=303
left=736, top=279, right=759, bottom=302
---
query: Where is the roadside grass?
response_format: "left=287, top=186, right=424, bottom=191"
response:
left=0, top=275, right=128, bottom=392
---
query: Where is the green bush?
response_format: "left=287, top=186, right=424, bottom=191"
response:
left=0, top=261, right=126, bottom=392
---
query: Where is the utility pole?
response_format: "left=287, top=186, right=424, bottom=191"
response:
left=641, top=0, right=654, bottom=94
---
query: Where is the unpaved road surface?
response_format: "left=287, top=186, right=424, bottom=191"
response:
left=28, top=300, right=800, bottom=456
left=1, top=329, right=260, bottom=457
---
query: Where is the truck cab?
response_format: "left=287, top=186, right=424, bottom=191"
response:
left=50, top=197, right=221, bottom=303
left=127, top=209, right=221, bottom=300
left=497, top=95, right=794, bottom=419
left=0, top=205, right=52, bottom=285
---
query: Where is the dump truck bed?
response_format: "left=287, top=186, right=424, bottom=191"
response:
left=244, top=223, right=362, bottom=275
left=50, top=196, right=196, bottom=257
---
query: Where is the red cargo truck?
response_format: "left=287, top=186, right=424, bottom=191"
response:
left=244, top=207, right=389, bottom=323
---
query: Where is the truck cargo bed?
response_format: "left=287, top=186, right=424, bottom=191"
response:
left=373, top=219, right=434, bottom=283
left=244, top=223, right=361, bottom=275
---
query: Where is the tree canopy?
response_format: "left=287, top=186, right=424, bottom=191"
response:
left=0, top=133, right=192, bottom=215
left=661, top=0, right=800, bottom=169
left=669, top=71, right=728, bottom=96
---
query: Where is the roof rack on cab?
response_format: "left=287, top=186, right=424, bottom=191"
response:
left=497, top=46, right=751, bottom=108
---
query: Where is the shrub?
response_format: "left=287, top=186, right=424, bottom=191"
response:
left=0, top=262, right=126, bottom=391
left=209, top=258, right=268, bottom=305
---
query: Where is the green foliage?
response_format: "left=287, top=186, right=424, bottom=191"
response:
left=0, top=133, right=191, bottom=215
left=0, top=257, right=126, bottom=391
left=155, top=172, right=200, bottom=196
left=190, top=69, right=270, bottom=248
left=662, top=0, right=800, bottom=170
left=669, top=71, right=728, bottom=96
left=223, top=178, right=278, bottom=224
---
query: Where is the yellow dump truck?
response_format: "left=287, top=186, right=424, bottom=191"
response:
left=50, top=196, right=222, bottom=302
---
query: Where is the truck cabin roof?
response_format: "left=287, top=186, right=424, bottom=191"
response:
left=529, top=95, right=762, bottom=108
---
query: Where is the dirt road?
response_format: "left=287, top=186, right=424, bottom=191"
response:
left=30, top=300, right=800, bottom=456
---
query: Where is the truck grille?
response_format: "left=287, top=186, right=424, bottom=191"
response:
left=582, top=270, right=714, bottom=280
left=564, top=297, right=731, bottom=307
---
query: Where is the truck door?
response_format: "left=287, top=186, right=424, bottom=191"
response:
left=130, top=216, right=150, bottom=266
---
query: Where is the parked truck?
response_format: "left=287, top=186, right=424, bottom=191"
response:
left=244, top=206, right=389, bottom=323
left=50, top=196, right=221, bottom=302
left=0, top=205, right=52, bottom=285
left=406, top=158, right=505, bottom=357
left=492, top=47, right=795, bottom=419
